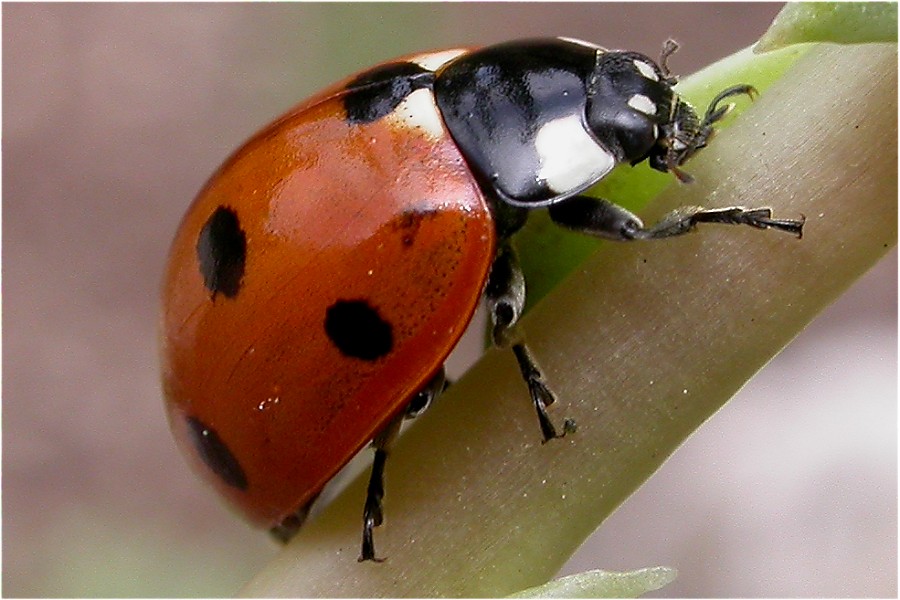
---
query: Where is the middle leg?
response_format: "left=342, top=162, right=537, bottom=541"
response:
left=486, top=242, right=576, bottom=443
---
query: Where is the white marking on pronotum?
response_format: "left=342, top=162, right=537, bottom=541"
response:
left=385, top=87, right=445, bottom=140
left=410, top=49, right=466, bottom=72
left=534, top=114, right=616, bottom=194
left=633, top=59, right=659, bottom=82
left=628, top=93, right=657, bottom=116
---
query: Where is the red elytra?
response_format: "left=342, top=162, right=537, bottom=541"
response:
left=160, top=51, right=495, bottom=532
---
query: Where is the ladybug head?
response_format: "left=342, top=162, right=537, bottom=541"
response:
left=584, top=40, right=755, bottom=187
left=648, top=83, right=757, bottom=184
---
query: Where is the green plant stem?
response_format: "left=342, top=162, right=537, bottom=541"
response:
left=755, top=2, right=898, bottom=50
left=242, top=42, right=896, bottom=598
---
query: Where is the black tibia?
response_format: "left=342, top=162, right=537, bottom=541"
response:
left=512, top=343, right=577, bottom=443
left=548, top=195, right=805, bottom=241
left=359, top=368, right=446, bottom=562
left=487, top=242, right=575, bottom=442
left=359, top=417, right=398, bottom=562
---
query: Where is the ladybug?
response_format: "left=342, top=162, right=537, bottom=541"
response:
left=161, top=37, right=803, bottom=562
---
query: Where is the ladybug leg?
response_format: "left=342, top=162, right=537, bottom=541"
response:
left=487, top=243, right=576, bottom=443
left=359, top=414, right=401, bottom=563
left=404, top=366, right=447, bottom=419
left=637, top=205, right=804, bottom=239
left=548, top=195, right=804, bottom=240
left=511, top=343, right=577, bottom=443
left=359, top=368, right=447, bottom=562
left=270, top=502, right=314, bottom=543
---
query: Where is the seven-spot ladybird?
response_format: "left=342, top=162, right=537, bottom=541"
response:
left=160, top=37, right=803, bottom=562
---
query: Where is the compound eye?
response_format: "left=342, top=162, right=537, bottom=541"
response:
left=648, top=153, right=668, bottom=173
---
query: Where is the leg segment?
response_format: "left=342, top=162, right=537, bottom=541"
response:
left=269, top=501, right=314, bottom=544
left=485, top=242, right=526, bottom=348
left=359, top=416, right=398, bottom=563
left=548, top=195, right=804, bottom=241
left=404, top=366, right=446, bottom=419
left=512, top=342, right=577, bottom=443
left=487, top=243, right=575, bottom=443
left=358, top=367, right=446, bottom=562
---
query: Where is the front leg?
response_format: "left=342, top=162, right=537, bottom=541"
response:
left=548, top=195, right=804, bottom=241
left=486, top=243, right=576, bottom=442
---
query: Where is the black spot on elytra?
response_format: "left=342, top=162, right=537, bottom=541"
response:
left=197, top=206, right=246, bottom=299
left=397, top=212, right=420, bottom=247
left=343, top=62, right=433, bottom=124
left=186, top=416, right=248, bottom=491
left=324, top=300, right=393, bottom=360
left=392, top=209, right=438, bottom=247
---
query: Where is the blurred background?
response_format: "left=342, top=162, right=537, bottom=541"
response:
left=4, top=3, right=896, bottom=597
